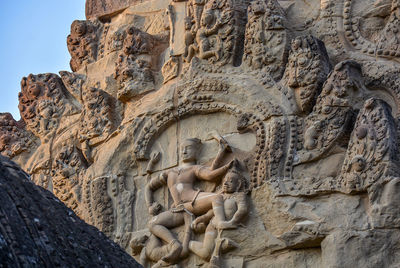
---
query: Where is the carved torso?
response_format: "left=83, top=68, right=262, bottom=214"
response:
left=167, top=165, right=201, bottom=205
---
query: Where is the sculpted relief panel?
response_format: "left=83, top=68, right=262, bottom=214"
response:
left=4, top=0, right=400, bottom=267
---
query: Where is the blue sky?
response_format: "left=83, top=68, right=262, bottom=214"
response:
left=0, top=1, right=85, bottom=120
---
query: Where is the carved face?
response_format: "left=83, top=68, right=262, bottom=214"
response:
left=28, top=84, right=41, bottom=98
left=130, top=234, right=148, bottom=255
left=304, top=124, right=319, bottom=150
left=351, top=155, right=366, bottom=172
left=121, top=68, right=133, bottom=80
left=222, top=172, right=241, bottom=193
left=250, top=0, right=265, bottom=15
left=181, top=139, right=200, bottom=163
left=72, top=21, right=87, bottom=36
left=185, top=17, right=192, bottom=30
left=291, top=38, right=301, bottom=51
left=201, top=12, right=214, bottom=27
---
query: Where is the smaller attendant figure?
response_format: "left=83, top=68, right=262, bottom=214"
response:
left=185, top=9, right=229, bottom=63
left=189, top=168, right=249, bottom=266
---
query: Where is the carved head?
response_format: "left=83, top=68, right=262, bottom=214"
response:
left=248, top=0, right=266, bottom=16
left=37, top=100, right=51, bottom=114
left=350, top=155, right=366, bottom=172
left=184, top=17, right=192, bottom=30
left=222, top=169, right=247, bottom=193
left=304, top=121, right=321, bottom=150
left=319, top=60, right=362, bottom=107
left=71, top=20, right=87, bottom=37
left=19, top=73, right=66, bottom=123
left=181, top=138, right=201, bottom=163
left=284, top=35, right=331, bottom=113
left=237, top=113, right=251, bottom=133
left=201, top=10, right=215, bottom=27
left=130, top=234, right=148, bottom=255
left=121, top=68, right=133, bottom=80
left=27, top=83, right=42, bottom=98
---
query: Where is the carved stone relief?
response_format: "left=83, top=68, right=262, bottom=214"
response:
left=67, top=20, right=102, bottom=72
left=0, top=113, right=34, bottom=158
left=4, top=0, right=400, bottom=267
left=243, top=0, right=291, bottom=80
left=114, top=54, right=155, bottom=102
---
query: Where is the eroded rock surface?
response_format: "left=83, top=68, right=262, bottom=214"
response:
left=3, top=0, right=400, bottom=267
left=86, top=0, right=141, bottom=18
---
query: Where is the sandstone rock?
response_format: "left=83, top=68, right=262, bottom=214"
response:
left=4, top=0, right=400, bottom=267
left=322, top=230, right=400, bottom=268
left=86, top=0, right=142, bottom=19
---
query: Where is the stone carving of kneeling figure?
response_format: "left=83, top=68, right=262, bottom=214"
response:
left=189, top=169, right=249, bottom=264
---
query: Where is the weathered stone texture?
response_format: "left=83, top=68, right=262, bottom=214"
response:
left=0, top=156, right=140, bottom=267
left=86, top=0, right=142, bottom=18
left=3, top=0, right=400, bottom=267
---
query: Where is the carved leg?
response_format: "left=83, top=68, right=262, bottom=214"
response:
left=148, top=211, right=184, bottom=242
left=162, top=239, right=183, bottom=263
left=139, top=248, right=149, bottom=267
left=212, top=195, right=225, bottom=224
left=146, top=235, right=169, bottom=262
left=209, top=229, right=224, bottom=268
left=185, top=45, right=197, bottom=63
left=200, top=51, right=218, bottom=60
left=189, top=223, right=217, bottom=261
left=188, top=192, right=220, bottom=215
left=148, top=211, right=184, bottom=263
left=180, top=211, right=194, bottom=258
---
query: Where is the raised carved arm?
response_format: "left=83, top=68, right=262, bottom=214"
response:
left=145, top=171, right=167, bottom=215
left=204, top=23, right=221, bottom=36
left=210, top=135, right=231, bottom=170
left=196, top=159, right=234, bottom=182
left=204, top=11, right=229, bottom=36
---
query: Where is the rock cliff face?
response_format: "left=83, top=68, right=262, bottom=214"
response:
left=3, top=0, right=400, bottom=267
left=0, top=156, right=140, bottom=267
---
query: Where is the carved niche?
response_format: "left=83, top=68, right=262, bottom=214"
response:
left=110, top=25, right=168, bottom=102
left=295, top=61, right=362, bottom=166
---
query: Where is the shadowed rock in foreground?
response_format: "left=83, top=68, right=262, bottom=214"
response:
left=0, top=156, right=141, bottom=268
